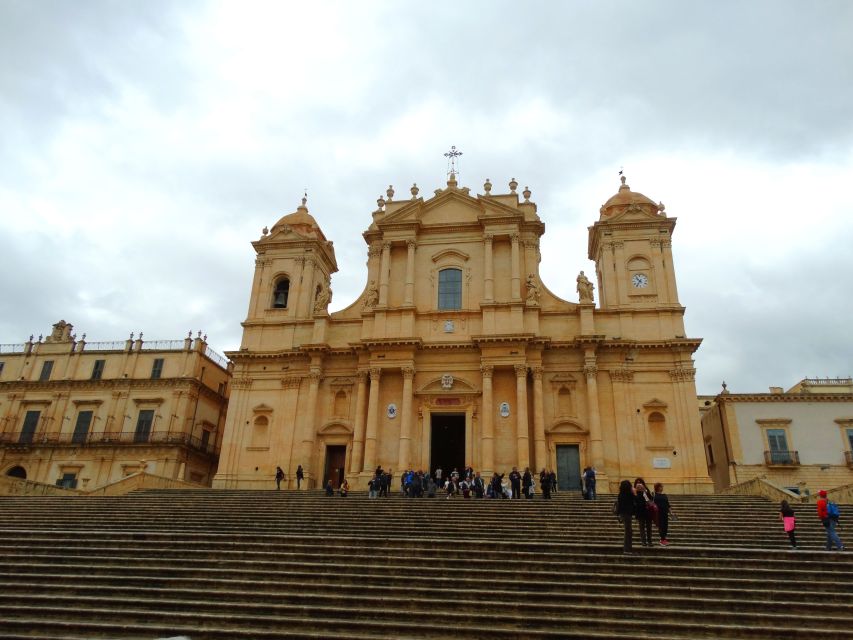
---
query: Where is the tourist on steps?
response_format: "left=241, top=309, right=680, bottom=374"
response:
left=615, top=479, right=635, bottom=554
left=653, top=483, right=674, bottom=546
left=509, top=467, right=521, bottom=499
left=634, top=478, right=654, bottom=547
left=779, top=499, right=796, bottom=549
left=296, top=465, right=304, bottom=489
left=522, top=467, right=533, bottom=499
left=339, top=479, right=349, bottom=497
left=816, top=490, right=844, bottom=551
left=583, top=467, right=596, bottom=500
left=539, top=469, right=551, bottom=499
left=325, top=480, right=334, bottom=496
left=275, top=466, right=285, bottom=490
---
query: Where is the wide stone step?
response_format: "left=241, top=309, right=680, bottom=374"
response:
left=0, top=597, right=846, bottom=639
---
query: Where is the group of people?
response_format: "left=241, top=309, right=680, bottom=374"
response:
left=778, top=489, right=844, bottom=551
left=614, top=478, right=675, bottom=553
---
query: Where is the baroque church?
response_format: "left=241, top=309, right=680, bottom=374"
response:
left=213, top=171, right=712, bottom=493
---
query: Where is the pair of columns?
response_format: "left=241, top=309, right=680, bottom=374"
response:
left=483, top=233, right=523, bottom=302
left=350, top=366, right=416, bottom=474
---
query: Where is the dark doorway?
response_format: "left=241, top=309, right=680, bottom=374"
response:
left=6, top=466, right=26, bottom=479
left=324, top=445, right=346, bottom=489
left=556, top=445, right=581, bottom=491
left=430, top=414, right=465, bottom=478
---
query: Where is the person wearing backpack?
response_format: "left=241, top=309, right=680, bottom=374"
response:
left=816, top=489, right=844, bottom=551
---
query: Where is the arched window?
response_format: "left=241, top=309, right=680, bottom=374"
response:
left=251, top=415, right=269, bottom=448
left=272, top=278, right=290, bottom=309
left=558, top=387, right=573, bottom=416
left=6, top=465, right=26, bottom=479
left=438, top=268, right=462, bottom=310
left=648, top=411, right=666, bottom=447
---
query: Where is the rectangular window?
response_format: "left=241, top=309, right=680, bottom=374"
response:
left=438, top=268, right=462, bottom=310
left=767, top=428, right=790, bottom=464
left=0, top=361, right=5, bottom=377
left=847, top=428, right=853, bottom=452
left=20, top=410, right=40, bottom=443
left=39, top=361, right=54, bottom=382
left=201, top=429, right=212, bottom=451
left=134, top=409, right=155, bottom=442
left=91, top=360, right=105, bottom=380
left=151, top=358, right=164, bottom=380
left=56, top=472, right=78, bottom=489
left=707, top=443, right=715, bottom=466
left=72, top=410, right=93, bottom=444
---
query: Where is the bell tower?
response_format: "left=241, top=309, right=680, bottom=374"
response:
left=241, top=196, right=337, bottom=349
left=588, top=176, right=680, bottom=312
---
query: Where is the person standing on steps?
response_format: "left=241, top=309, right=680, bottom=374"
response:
left=339, top=478, right=349, bottom=497
left=653, top=483, right=674, bottom=546
left=633, top=478, right=654, bottom=547
left=549, top=469, right=557, bottom=495
left=779, top=499, right=797, bottom=549
left=583, top=466, right=597, bottom=500
left=522, top=467, right=533, bottom=499
left=325, top=480, right=334, bottom=496
left=615, top=479, right=636, bottom=554
left=539, top=469, right=551, bottom=500
left=816, top=489, right=844, bottom=551
left=275, top=466, right=285, bottom=490
left=509, top=467, right=521, bottom=499
left=296, top=465, right=304, bottom=490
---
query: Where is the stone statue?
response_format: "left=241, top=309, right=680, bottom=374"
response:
left=526, top=274, right=540, bottom=305
left=363, top=280, right=379, bottom=309
left=577, top=271, right=594, bottom=303
left=314, top=280, right=331, bottom=313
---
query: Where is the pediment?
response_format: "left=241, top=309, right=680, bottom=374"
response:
left=381, top=188, right=486, bottom=228
left=643, top=398, right=668, bottom=410
left=318, top=422, right=353, bottom=435
left=604, top=203, right=663, bottom=223
left=547, top=420, right=588, bottom=435
left=416, top=376, right=478, bottom=395
left=431, top=248, right=469, bottom=263
left=252, top=403, right=275, bottom=414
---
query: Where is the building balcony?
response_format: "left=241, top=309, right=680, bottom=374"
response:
left=764, top=450, right=800, bottom=466
left=0, top=430, right=218, bottom=457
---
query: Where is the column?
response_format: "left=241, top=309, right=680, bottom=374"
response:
left=480, top=365, right=494, bottom=475
left=404, top=240, right=416, bottom=306
left=349, top=371, right=368, bottom=473
left=510, top=233, right=521, bottom=300
left=584, top=353, right=604, bottom=470
left=378, top=242, right=391, bottom=307
left=362, top=367, right=382, bottom=472
left=298, top=369, right=322, bottom=482
left=397, top=366, right=415, bottom=470
left=250, top=257, right=268, bottom=317
left=514, top=364, right=530, bottom=468
left=483, top=234, right=494, bottom=302
left=660, top=240, right=679, bottom=303
left=532, top=366, right=546, bottom=471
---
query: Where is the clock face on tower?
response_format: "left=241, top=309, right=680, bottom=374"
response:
left=632, top=273, right=649, bottom=288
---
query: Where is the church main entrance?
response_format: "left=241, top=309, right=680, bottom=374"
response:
left=430, top=413, right=465, bottom=477
left=556, top=444, right=581, bottom=491
left=323, top=445, right=346, bottom=489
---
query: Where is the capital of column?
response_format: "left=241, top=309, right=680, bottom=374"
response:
left=401, top=366, right=415, bottom=380
left=281, top=377, right=302, bottom=389
left=514, top=364, right=528, bottom=378
left=369, top=367, right=382, bottom=382
left=308, top=370, right=323, bottom=384
left=406, top=239, right=416, bottom=249
left=480, top=364, right=494, bottom=379
left=510, top=233, right=520, bottom=244
left=583, top=364, right=598, bottom=379
left=356, top=370, right=369, bottom=383
left=483, top=233, right=493, bottom=244
left=531, top=366, right=544, bottom=381
left=382, top=241, right=392, bottom=251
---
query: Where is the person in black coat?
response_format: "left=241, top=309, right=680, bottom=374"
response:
left=522, top=468, right=533, bottom=499
left=653, top=482, right=674, bottom=546
left=539, top=469, right=551, bottom=499
left=615, top=479, right=636, bottom=553
left=509, top=467, right=521, bottom=499
left=633, top=478, right=654, bottom=547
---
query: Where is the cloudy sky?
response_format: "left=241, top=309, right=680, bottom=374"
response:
left=2, top=1, right=851, bottom=395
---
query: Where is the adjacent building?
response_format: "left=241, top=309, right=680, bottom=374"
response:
left=0, top=321, right=230, bottom=489
left=214, top=173, right=712, bottom=493
left=701, top=378, right=853, bottom=494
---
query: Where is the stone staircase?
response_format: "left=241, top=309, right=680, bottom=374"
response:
left=0, top=490, right=850, bottom=639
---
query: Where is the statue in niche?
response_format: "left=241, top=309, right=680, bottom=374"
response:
left=314, top=279, right=332, bottom=313
left=363, top=280, right=379, bottom=309
left=526, top=274, right=540, bottom=305
left=577, top=271, right=595, bottom=303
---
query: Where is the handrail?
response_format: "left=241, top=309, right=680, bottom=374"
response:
left=141, top=340, right=185, bottom=351
left=83, top=341, right=127, bottom=351
left=204, top=346, right=230, bottom=369
left=0, top=343, right=26, bottom=354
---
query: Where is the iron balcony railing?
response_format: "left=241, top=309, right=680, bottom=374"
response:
left=764, top=450, right=800, bottom=466
left=0, top=430, right=218, bottom=456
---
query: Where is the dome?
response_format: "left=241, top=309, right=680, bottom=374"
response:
left=599, top=176, right=661, bottom=218
left=270, top=196, right=323, bottom=237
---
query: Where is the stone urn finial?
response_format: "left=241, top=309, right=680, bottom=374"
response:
left=410, top=183, right=419, bottom=199
left=386, top=185, right=395, bottom=201
left=484, top=178, right=492, bottom=195
left=509, top=178, right=518, bottom=193
left=522, top=186, right=531, bottom=202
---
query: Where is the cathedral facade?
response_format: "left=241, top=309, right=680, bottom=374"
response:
left=214, top=173, right=712, bottom=493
